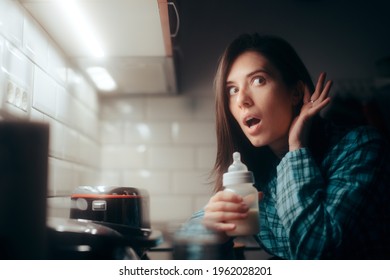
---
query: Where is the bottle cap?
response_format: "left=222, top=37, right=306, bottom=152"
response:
left=223, top=152, right=254, bottom=186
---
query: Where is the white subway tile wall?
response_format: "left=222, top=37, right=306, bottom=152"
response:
left=33, top=66, right=57, bottom=117
left=0, top=0, right=101, bottom=218
left=99, top=96, right=216, bottom=223
left=23, top=13, right=49, bottom=69
left=0, top=0, right=24, bottom=48
left=1, top=0, right=217, bottom=225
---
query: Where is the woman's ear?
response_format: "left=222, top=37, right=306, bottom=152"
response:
left=291, top=81, right=304, bottom=106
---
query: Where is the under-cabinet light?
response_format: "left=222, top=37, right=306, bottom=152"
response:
left=86, top=67, right=117, bottom=91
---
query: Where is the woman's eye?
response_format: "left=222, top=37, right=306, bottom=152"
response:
left=253, top=76, right=265, bottom=86
left=228, top=86, right=238, bottom=96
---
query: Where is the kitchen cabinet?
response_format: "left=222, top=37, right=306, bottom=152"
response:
left=18, top=0, right=180, bottom=96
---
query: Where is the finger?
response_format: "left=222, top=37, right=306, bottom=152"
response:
left=203, top=220, right=236, bottom=232
left=204, top=210, right=248, bottom=223
left=205, top=201, right=249, bottom=213
left=316, top=80, right=333, bottom=103
left=209, top=190, right=243, bottom=203
left=309, top=97, right=331, bottom=115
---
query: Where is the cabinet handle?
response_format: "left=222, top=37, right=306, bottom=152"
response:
left=168, top=2, right=180, bottom=38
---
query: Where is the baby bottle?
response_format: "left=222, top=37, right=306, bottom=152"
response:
left=223, top=152, right=260, bottom=236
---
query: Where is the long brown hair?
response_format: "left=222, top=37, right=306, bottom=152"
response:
left=212, top=33, right=317, bottom=192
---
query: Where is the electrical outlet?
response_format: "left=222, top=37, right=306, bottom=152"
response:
left=2, top=77, right=31, bottom=118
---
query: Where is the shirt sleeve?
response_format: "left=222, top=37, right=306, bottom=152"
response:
left=275, top=126, right=384, bottom=259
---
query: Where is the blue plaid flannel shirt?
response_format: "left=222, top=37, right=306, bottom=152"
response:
left=187, top=125, right=390, bottom=259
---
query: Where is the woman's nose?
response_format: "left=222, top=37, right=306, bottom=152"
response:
left=236, top=87, right=253, bottom=108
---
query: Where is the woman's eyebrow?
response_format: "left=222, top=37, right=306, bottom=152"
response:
left=246, top=68, right=269, bottom=77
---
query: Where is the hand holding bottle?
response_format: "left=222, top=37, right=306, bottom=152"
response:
left=203, top=152, right=261, bottom=237
left=203, top=190, right=249, bottom=235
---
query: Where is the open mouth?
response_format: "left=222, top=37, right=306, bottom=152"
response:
left=245, top=117, right=261, bottom=128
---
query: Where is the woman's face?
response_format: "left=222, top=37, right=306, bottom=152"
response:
left=226, top=51, right=297, bottom=155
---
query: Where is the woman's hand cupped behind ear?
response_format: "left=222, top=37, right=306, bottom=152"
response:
left=288, top=72, right=332, bottom=151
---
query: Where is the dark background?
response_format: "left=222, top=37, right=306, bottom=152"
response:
left=172, top=0, right=390, bottom=97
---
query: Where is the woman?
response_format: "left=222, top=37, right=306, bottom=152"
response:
left=189, top=33, right=390, bottom=259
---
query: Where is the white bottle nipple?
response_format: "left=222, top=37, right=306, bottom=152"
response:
left=228, top=152, right=248, bottom=172
left=223, top=152, right=254, bottom=186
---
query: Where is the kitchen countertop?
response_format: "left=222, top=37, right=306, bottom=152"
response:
left=145, top=234, right=272, bottom=260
